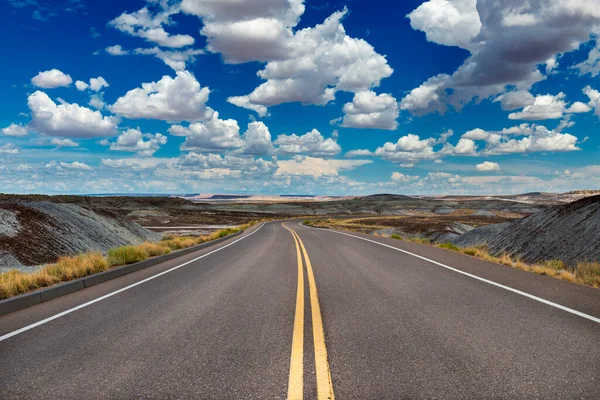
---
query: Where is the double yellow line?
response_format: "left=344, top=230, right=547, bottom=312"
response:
left=283, top=223, right=335, bottom=400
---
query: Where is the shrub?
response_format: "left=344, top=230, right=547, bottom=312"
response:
left=108, top=246, right=148, bottom=266
left=462, top=247, right=478, bottom=256
left=138, top=242, right=171, bottom=257
left=575, top=262, right=600, bottom=287
left=390, top=234, right=403, bottom=240
left=542, top=259, right=566, bottom=271
left=437, top=243, right=460, bottom=251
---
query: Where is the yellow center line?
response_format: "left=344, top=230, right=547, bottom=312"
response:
left=290, top=227, right=335, bottom=400
left=283, top=223, right=305, bottom=400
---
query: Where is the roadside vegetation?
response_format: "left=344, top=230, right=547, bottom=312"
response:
left=304, top=219, right=600, bottom=289
left=0, top=224, right=255, bottom=300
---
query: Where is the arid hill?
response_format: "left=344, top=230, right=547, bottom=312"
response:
left=0, top=201, right=160, bottom=271
left=452, top=195, right=600, bottom=265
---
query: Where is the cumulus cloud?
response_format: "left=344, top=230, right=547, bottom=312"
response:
left=110, top=71, right=213, bottom=121
left=76, top=77, right=110, bottom=92
left=181, top=0, right=305, bottom=63
left=391, top=172, right=419, bottom=183
left=340, top=91, right=399, bottom=130
left=227, top=96, right=268, bottom=117
left=31, top=69, right=73, bottom=89
left=508, top=93, right=567, bottom=120
left=476, top=161, right=501, bottom=172
left=133, top=47, right=204, bottom=71
left=407, top=0, right=481, bottom=51
left=28, top=91, right=118, bottom=138
left=107, top=128, right=167, bottom=156
left=345, top=149, right=373, bottom=157
left=584, top=85, right=600, bottom=116
left=46, top=160, right=93, bottom=171
left=403, top=0, right=600, bottom=115
left=50, top=138, right=79, bottom=147
left=462, top=124, right=580, bottom=154
left=169, top=112, right=243, bottom=151
left=106, top=45, right=129, bottom=56
left=275, top=156, right=372, bottom=177
left=274, top=129, right=340, bottom=156
left=0, top=143, right=19, bottom=154
left=109, top=2, right=195, bottom=48
left=2, top=123, right=29, bottom=137
left=374, top=134, right=437, bottom=163
left=574, top=40, right=600, bottom=77
left=241, top=121, right=275, bottom=155
left=494, top=90, right=535, bottom=111
left=441, top=138, right=478, bottom=155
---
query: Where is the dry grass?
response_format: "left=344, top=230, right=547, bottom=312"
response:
left=309, top=220, right=600, bottom=289
left=0, top=252, right=109, bottom=299
left=0, top=225, right=253, bottom=300
left=108, top=246, right=148, bottom=266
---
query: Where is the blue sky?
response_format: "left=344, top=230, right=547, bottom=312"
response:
left=1, top=0, right=599, bottom=195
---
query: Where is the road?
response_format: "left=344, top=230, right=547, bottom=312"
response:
left=1, top=221, right=599, bottom=399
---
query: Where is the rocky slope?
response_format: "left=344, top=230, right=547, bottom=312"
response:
left=452, top=195, right=600, bottom=265
left=0, top=201, right=160, bottom=272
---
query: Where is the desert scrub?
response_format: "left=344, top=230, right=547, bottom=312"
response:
left=437, top=243, right=460, bottom=251
left=108, top=246, right=148, bottom=266
left=0, top=224, right=251, bottom=300
left=576, top=262, right=600, bottom=287
left=390, top=234, right=403, bottom=240
left=0, top=252, right=109, bottom=299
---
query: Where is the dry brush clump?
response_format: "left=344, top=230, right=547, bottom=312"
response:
left=0, top=225, right=251, bottom=299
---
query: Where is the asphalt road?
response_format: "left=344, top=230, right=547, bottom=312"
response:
left=1, top=221, right=599, bottom=399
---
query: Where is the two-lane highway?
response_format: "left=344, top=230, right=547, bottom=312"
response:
left=1, top=221, right=599, bottom=399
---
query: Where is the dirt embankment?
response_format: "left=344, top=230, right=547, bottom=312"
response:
left=0, top=202, right=160, bottom=271
left=452, top=195, right=600, bottom=265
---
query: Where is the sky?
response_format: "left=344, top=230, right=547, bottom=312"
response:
left=1, top=0, right=599, bottom=196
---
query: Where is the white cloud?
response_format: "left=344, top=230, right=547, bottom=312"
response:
left=399, top=74, right=449, bottom=116
left=462, top=128, right=490, bottom=141
left=472, top=125, right=580, bottom=154
left=345, top=149, right=373, bottom=157
left=169, top=112, right=243, bottom=151
left=275, top=156, right=372, bottom=178
left=403, top=0, right=600, bottom=115
left=31, top=69, right=73, bottom=89
left=133, top=47, right=204, bottom=71
left=374, top=134, right=437, bottom=163
left=227, top=96, right=268, bottom=117
left=508, top=93, right=567, bottom=120
left=109, top=3, right=195, bottom=48
left=89, top=77, right=110, bottom=92
left=391, top=172, right=419, bottom=183
left=28, top=91, right=118, bottom=138
left=494, top=90, right=535, bottom=111
left=2, top=123, right=29, bottom=137
left=476, top=161, right=501, bottom=172
left=108, top=129, right=167, bottom=157
left=441, top=138, right=478, bottom=155
left=110, top=71, right=213, bottom=121
left=574, top=40, right=600, bottom=77
left=340, top=91, right=399, bottom=130
left=101, top=157, right=177, bottom=171
left=0, top=143, right=19, bottom=155
left=407, top=0, right=481, bottom=51
left=181, top=0, right=305, bottom=63
left=583, top=85, right=600, bottom=116
left=106, top=45, right=129, bottom=56
left=75, top=80, right=89, bottom=91
left=50, top=138, right=79, bottom=147
left=76, top=77, right=110, bottom=92
left=241, top=121, right=275, bottom=155
left=274, top=129, right=340, bottom=156
left=46, top=161, right=93, bottom=171
left=566, top=101, right=592, bottom=113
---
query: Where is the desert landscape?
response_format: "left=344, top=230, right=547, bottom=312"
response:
left=1, top=190, right=598, bottom=273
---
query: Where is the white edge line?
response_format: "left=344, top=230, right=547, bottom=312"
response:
left=300, top=223, right=600, bottom=325
left=0, top=223, right=266, bottom=342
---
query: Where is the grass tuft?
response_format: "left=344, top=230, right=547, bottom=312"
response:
left=575, top=262, right=600, bottom=287
left=390, top=234, right=403, bottom=240
left=437, top=242, right=460, bottom=251
left=108, top=246, right=148, bottom=266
